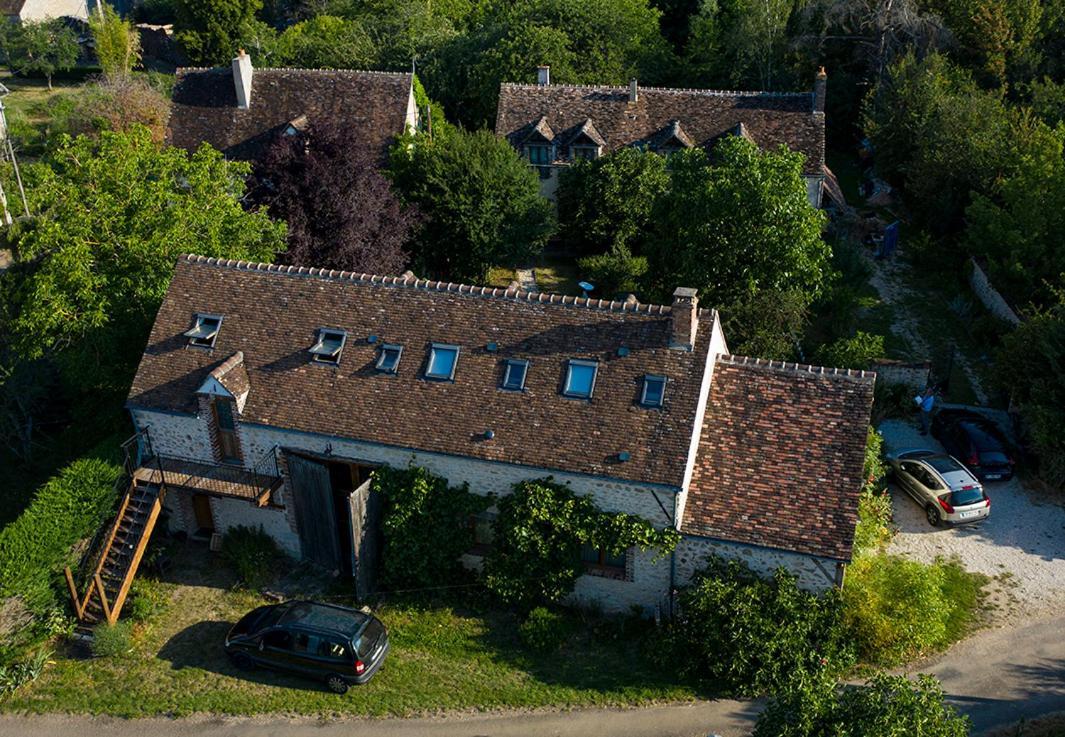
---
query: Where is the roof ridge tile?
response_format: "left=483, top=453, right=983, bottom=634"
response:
left=500, top=82, right=810, bottom=98
left=716, top=353, right=875, bottom=383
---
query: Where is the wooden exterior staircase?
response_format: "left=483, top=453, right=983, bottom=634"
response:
left=65, top=432, right=168, bottom=630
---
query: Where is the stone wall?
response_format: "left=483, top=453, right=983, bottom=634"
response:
left=675, top=535, right=842, bottom=593
left=969, top=257, right=1022, bottom=327
left=869, top=360, right=931, bottom=391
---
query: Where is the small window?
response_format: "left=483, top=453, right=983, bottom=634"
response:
left=376, top=344, right=403, bottom=374
left=425, top=343, right=459, bottom=381
left=184, top=313, right=222, bottom=348
left=641, top=375, right=667, bottom=407
left=262, top=629, right=293, bottom=651
left=527, top=144, right=552, bottom=165
left=571, top=145, right=599, bottom=161
left=316, top=637, right=349, bottom=661
left=309, top=328, right=346, bottom=365
left=468, top=510, right=497, bottom=555
left=501, top=359, right=529, bottom=391
left=563, top=359, right=598, bottom=399
left=580, top=544, right=628, bottom=580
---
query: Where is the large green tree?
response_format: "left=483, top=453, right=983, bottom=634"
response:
left=174, top=0, right=261, bottom=65
left=641, top=137, right=828, bottom=310
left=389, top=124, right=553, bottom=284
left=274, top=15, right=376, bottom=69
left=3, top=19, right=79, bottom=90
left=1, top=127, right=286, bottom=391
left=90, top=3, right=142, bottom=78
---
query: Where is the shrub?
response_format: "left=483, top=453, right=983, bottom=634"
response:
left=373, top=465, right=492, bottom=590
left=0, top=444, right=122, bottom=665
left=814, top=331, right=885, bottom=370
left=125, top=577, right=169, bottom=623
left=842, top=555, right=985, bottom=665
left=673, top=556, right=853, bottom=696
left=755, top=671, right=970, bottom=737
left=221, top=526, right=281, bottom=590
left=852, top=427, right=893, bottom=558
left=518, top=607, right=573, bottom=653
left=0, top=649, right=51, bottom=699
left=484, top=478, right=679, bottom=609
left=90, top=621, right=133, bottom=658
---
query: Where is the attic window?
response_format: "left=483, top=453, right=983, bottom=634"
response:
left=563, top=359, right=598, bottom=399
left=526, top=144, right=552, bottom=165
left=309, top=328, right=347, bottom=365
left=184, top=314, right=222, bottom=348
left=641, top=375, right=667, bottom=407
left=376, top=344, right=403, bottom=374
left=501, top=359, right=529, bottom=391
left=571, top=145, right=600, bottom=161
left=425, top=343, right=459, bottom=381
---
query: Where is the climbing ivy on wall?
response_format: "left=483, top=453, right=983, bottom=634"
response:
left=483, top=478, right=680, bottom=608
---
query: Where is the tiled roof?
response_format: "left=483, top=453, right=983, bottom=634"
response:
left=167, top=67, right=413, bottom=161
left=682, top=355, right=875, bottom=560
left=209, top=351, right=250, bottom=399
left=128, top=256, right=719, bottom=488
left=496, top=83, right=825, bottom=174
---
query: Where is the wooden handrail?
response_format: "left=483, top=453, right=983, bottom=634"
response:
left=79, top=485, right=133, bottom=616
left=94, top=573, right=112, bottom=624
left=64, top=567, right=84, bottom=620
left=107, top=494, right=163, bottom=623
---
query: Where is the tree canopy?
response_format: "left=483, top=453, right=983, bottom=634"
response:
left=90, top=3, right=142, bottom=78
left=1, top=127, right=286, bottom=391
left=2, top=19, right=79, bottom=90
left=174, top=0, right=262, bottom=65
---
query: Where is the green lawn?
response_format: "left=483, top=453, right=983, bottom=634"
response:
left=3, top=546, right=699, bottom=717
left=0, top=73, right=86, bottom=158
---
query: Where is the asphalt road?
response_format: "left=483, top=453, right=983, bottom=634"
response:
left=2, top=613, right=1063, bottom=737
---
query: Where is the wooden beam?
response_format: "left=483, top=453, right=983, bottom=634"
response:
left=64, top=567, right=84, bottom=620
left=107, top=494, right=164, bottom=622
left=94, top=573, right=112, bottom=624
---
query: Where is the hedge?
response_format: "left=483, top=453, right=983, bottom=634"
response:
left=0, top=438, right=123, bottom=663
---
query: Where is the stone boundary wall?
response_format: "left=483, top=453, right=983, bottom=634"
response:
left=969, top=258, right=1022, bottom=327
left=870, top=360, right=931, bottom=390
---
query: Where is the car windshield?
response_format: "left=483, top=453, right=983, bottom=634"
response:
left=356, top=618, right=385, bottom=658
left=960, top=423, right=1000, bottom=451
left=926, top=456, right=962, bottom=474
left=980, top=451, right=1010, bottom=465
left=949, top=488, right=985, bottom=507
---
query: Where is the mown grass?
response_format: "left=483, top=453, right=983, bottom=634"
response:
left=2, top=547, right=698, bottom=717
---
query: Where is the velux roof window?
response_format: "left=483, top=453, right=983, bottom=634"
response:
left=376, top=344, right=403, bottom=374
left=641, top=375, right=667, bottom=408
left=563, top=359, right=598, bottom=399
left=501, top=359, right=529, bottom=391
left=184, top=313, right=222, bottom=348
left=309, top=328, right=347, bottom=365
left=425, top=343, right=459, bottom=381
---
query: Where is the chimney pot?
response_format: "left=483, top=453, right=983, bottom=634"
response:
left=813, top=66, right=827, bottom=113
left=670, top=287, right=698, bottom=350
left=629, top=78, right=638, bottom=102
left=233, top=50, right=253, bottom=109
left=537, top=65, right=550, bottom=86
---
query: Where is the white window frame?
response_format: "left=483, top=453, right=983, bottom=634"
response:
left=562, top=359, right=598, bottom=399
left=425, top=343, right=460, bottom=381
left=309, top=328, right=347, bottom=365
left=376, top=344, right=403, bottom=374
left=501, top=359, right=529, bottom=392
left=184, top=313, right=223, bottom=348
left=640, top=374, right=667, bottom=408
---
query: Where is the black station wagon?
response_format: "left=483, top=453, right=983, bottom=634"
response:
left=224, top=600, right=389, bottom=693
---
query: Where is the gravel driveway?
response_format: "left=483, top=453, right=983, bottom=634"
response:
left=878, top=419, right=1065, bottom=621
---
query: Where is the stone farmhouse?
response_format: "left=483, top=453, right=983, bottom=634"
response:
left=496, top=67, right=829, bottom=207
left=1, top=0, right=89, bottom=21
left=118, top=255, right=874, bottom=616
left=166, top=51, right=419, bottom=163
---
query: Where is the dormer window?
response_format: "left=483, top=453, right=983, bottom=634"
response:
left=641, top=375, right=667, bottom=407
left=309, top=328, right=346, bottom=365
left=526, top=144, right=552, bottom=165
left=376, top=344, right=403, bottom=374
left=562, top=359, right=598, bottom=399
left=184, top=313, right=222, bottom=348
left=425, top=343, right=460, bottom=381
left=501, top=359, right=529, bottom=391
left=571, top=145, right=599, bottom=161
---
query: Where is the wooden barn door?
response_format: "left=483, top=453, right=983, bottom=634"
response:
left=288, top=455, right=340, bottom=569
left=348, top=476, right=381, bottom=601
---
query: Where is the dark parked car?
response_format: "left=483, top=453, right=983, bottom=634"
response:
left=224, top=600, right=389, bottom=693
left=931, top=409, right=1015, bottom=482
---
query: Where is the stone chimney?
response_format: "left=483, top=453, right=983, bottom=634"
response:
left=813, top=66, right=827, bottom=113
left=670, top=287, right=698, bottom=350
left=537, top=65, right=550, bottom=86
left=233, top=49, right=253, bottom=109
left=629, top=78, right=638, bottom=103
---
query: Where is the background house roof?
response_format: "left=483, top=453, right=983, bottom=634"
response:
left=496, top=83, right=825, bottom=174
left=683, top=355, right=875, bottom=560
left=128, top=256, right=718, bottom=488
left=167, top=68, right=413, bottom=161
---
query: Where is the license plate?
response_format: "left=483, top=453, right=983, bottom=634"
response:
left=959, top=510, right=982, bottom=519
left=984, top=474, right=1001, bottom=480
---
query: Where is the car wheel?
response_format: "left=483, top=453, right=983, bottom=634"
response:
left=925, top=504, right=942, bottom=527
left=326, top=674, right=349, bottom=695
left=230, top=652, right=254, bottom=671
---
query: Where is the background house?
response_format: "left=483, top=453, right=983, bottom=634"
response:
left=166, top=52, right=419, bottom=163
left=496, top=67, right=828, bottom=207
left=1, top=0, right=89, bottom=21
left=126, top=255, right=873, bottom=613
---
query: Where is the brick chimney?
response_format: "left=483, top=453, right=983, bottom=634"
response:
left=233, top=49, right=253, bottom=109
left=537, top=65, right=550, bottom=86
left=813, top=66, right=827, bottom=113
left=629, top=77, right=639, bottom=103
left=670, top=287, right=698, bottom=350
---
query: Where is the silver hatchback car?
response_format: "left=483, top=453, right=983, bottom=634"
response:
left=887, top=449, right=991, bottom=527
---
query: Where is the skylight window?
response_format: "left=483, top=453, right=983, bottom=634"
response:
left=563, top=359, right=598, bottom=399
left=309, top=328, right=346, bottom=365
left=425, top=343, right=459, bottom=381
left=376, top=344, right=403, bottom=374
left=641, top=375, right=667, bottom=407
left=184, top=314, right=222, bottom=348
left=501, top=359, right=529, bottom=391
